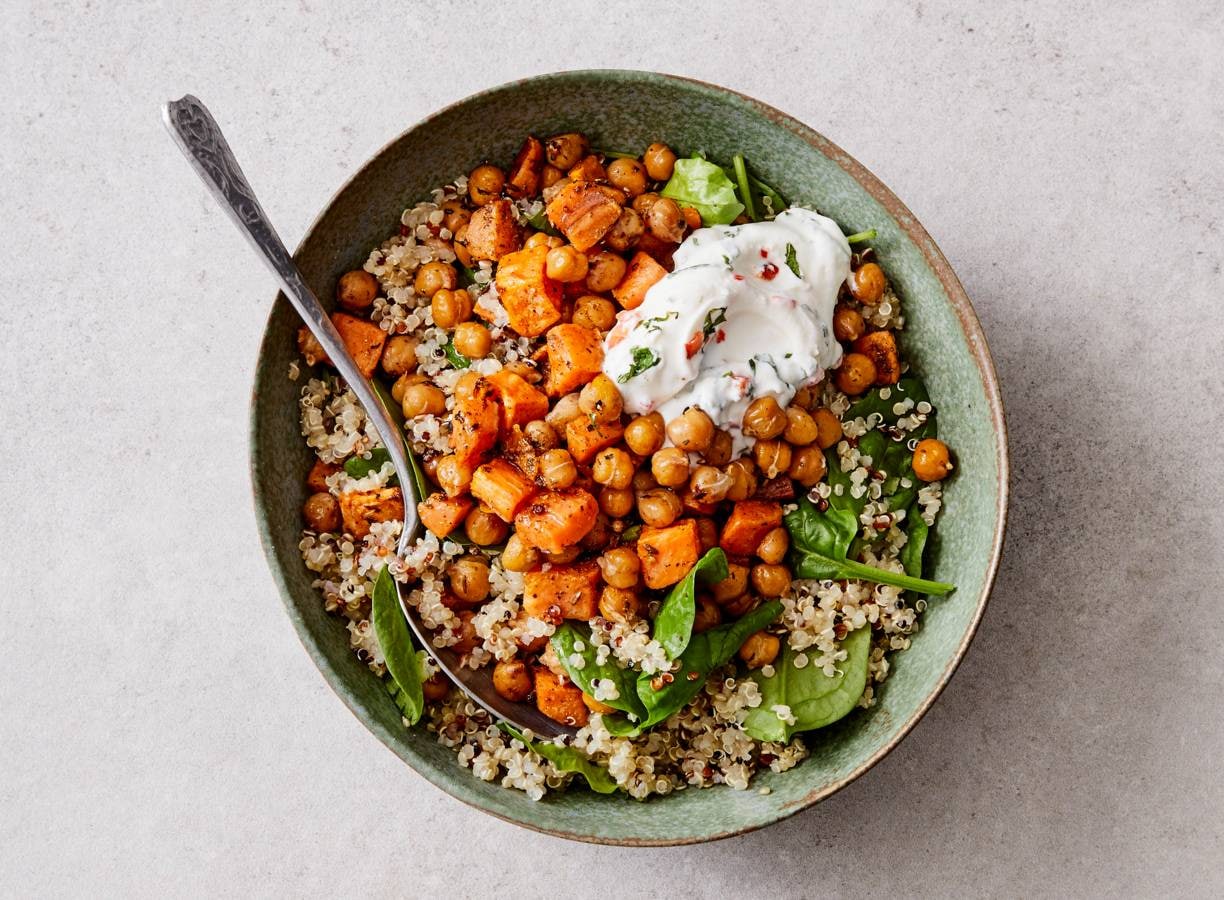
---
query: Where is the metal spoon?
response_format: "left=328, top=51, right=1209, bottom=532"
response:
left=164, top=94, right=572, bottom=738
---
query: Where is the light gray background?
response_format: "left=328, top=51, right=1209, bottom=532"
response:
left=2, top=1, right=1221, bottom=896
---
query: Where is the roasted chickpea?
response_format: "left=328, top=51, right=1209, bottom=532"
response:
left=624, top=412, right=665, bottom=456
left=420, top=453, right=441, bottom=483
left=751, top=563, right=791, bottom=598
left=468, top=164, right=505, bottom=206
left=502, top=533, right=541, bottom=572
left=695, top=517, right=719, bottom=553
left=545, top=245, right=589, bottom=282
left=598, top=546, right=641, bottom=589
left=545, top=392, right=583, bottom=428
left=451, top=610, right=479, bottom=654
left=738, top=631, right=780, bottom=669
left=689, top=465, right=733, bottom=504
left=788, top=446, right=827, bottom=487
left=448, top=556, right=491, bottom=605
left=592, top=447, right=634, bottom=489
left=572, top=294, right=618, bottom=331
left=637, top=488, right=682, bottom=528
left=651, top=447, right=690, bottom=487
left=585, top=251, right=627, bottom=293
left=631, top=192, right=658, bottom=216
left=599, top=486, right=635, bottom=518
left=756, top=527, right=789, bottom=565
left=452, top=321, right=492, bottom=359
left=336, top=269, right=378, bottom=311
left=848, top=262, right=887, bottom=304
left=606, top=157, right=647, bottom=197
left=792, top=383, right=820, bottom=410
left=539, top=448, right=577, bottom=489
left=545, top=545, right=582, bottom=565
left=742, top=396, right=787, bottom=440
left=414, top=261, right=457, bottom=298
left=644, top=196, right=684, bottom=243
left=723, top=591, right=760, bottom=618
left=545, top=132, right=589, bottom=170
left=754, top=439, right=792, bottom=479
left=524, top=231, right=562, bottom=250
left=579, top=374, right=623, bottom=424
left=783, top=406, right=819, bottom=446
left=422, top=674, right=450, bottom=702
left=912, top=438, right=953, bottom=482
left=643, top=142, right=677, bottom=181
left=465, top=506, right=509, bottom=546
left=380, top=335, right=419, bottom=377
left=441, top=198, right=470, bottom=234
left=833, top=304, right=866, bottom=342
left=580, top=512, right=614, bottom=551
left=599, top=586, right=641, bottom=624
left=541, top=164, right=564, bottom=189
left=402, top=383, right=445, bottom=418
left=435, top=455, right=472, bottom=496
left=724, top=458, right=758, bottom=501
left=523, top=419, right=559, bottom=450
left=835, top=353, right=877, bottom=396
left=503, top=360, right=541, bottom=384
left=692, top=597, right=722, bottom=634
left=492, top=659, right=533, bottom=702
left=303, top=492, right=340, bottom=532
left=813, top=408, right=844, bottom=449
left=605, top=207, right=644, bottom=251
left=452, top=224, right=473, bottom=268
left=711, top=563, right=750, bottom=604
left=453, top=370, right=483, bottom=400
left=431, top=288, right=473, bottom=329
left=632, top=469, right=658, bottom=493
left=704, top=428, right=733, bottom=466
left=391, top=372, right=427, bottom=403
left=667, top=407, right=715, bottom=453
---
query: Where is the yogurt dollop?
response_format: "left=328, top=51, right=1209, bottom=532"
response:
left=602, top=207, right=850, bottom=454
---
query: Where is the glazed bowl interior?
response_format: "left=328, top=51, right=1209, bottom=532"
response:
left=251, top=71, right=1007, bottom=845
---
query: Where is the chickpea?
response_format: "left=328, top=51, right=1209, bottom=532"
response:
left=692, top=597, right=723, bottom=634
left=452, top=321, right=492, bottom=358
left=723, top=591, right=760, bottom=618
left=599, top=546, right=641, bottom=589
left=651, top=447, right=690, bottom=487
left=414, top=261, right=457, bottom=298
left=912, top=438, right=953, bottom=482
left=695, top=517, right=719, bottom=553
left=545, top=545, right=582, bottom=565
left=813, top=408, right=844, bottom=449
left=711, top=563, right=750, bottom=604
left=545, top=392, right=583, bottom=428
left=738, top=631, right=780, bottom=669
left=783, top=406, right=820, bottom=446
left=605, top=207, right=644, bottom=252
left=523, top=419, right=559, bottom=450
left=724, top=458, right=758, bottom=501
left=643, top=142, right=677, bottom=181
left=789, top=446, right=827, bottom=487
left=632, top=469, right=658, bottom=493
left=835, top=353, right=877, bottom=396
left=441, top=198, right=470, bottom=234
left=431, top=288, right=473, bottom=328
left=596, top=586, right=638, bottom=624
left=422, top=674, right=450, bottom=702
left=754, top=439, right=792, bottom=479
left=502, top=533, right=540, bottom=572
left=452, top=610, right=479, bottom=654
left=545, top=245, right=589, bottom=283
left=492, top=659, right=533, bottom=702
left=453, top=370, right=483, bottom=399
left=637, top=488, right=683, bottom=528
left=579, top=374, right=623, bottom=424
left=792, top=383, right=820, bottom=410
left=524, top=231, right=563, bottom=250
left=704, top=428, right=733, bottom=466
left=303, top=492, right=340, bottom=532
left=336, top=269, right=378, bottom=311
left=539, top=448, right=577, bottom=489
left=465, top=506, right=509, bottom=546
left=540, top=164, right=564, bottom=189
left=448, top=556, right=491, bottom=605
left=667, top=407, right=715, bottom=453
left=751, top=563, right=791, bottom=598
left=606, top=157, right=647, bottom=197
left=848, top=262, right=887, bottom=304
left=391, top=372, right=427, bottom=403
left=545, top=132, right=589, bottom=170
left=572, top=294, right=618, bottom=331
left=402, top=383, right=446, bottom=418
left=585, top=251, right=627, bottom=293
left=833, top=304, right=866, bottom=342
left=689, top=465, right=733, bottom=504
left=452, top=224, right=473, bottom=268
left=756, top=527, right=789, bottom=565
left=503, top=360, right=541, bottom=384
left=435, top=455, right=472, bottom=496
left=592, top=447, right=635, bottom=490
left=583, top=693, right=617, bottom=715
left=644, top=195, right=684, bottom=243
left=624, top=412, right=666, bottom=456
left=581, top=512, right=614, bottom=551
left=420, top=453, right=440, bottom=483
left=380, top=335, right=419, bottom=377
left=742, top=396, right=787, bottom=440
left=468, top=164, right=505, bottom=206
left=631, top=192, right=658, bottom=216
left=599, top=486, right=635, bottom=518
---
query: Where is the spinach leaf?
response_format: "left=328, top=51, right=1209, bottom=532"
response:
left=498, top=724, right=618, bottom=794
left=653, top=548, right=729, bottom=659
left=344, top=447, right=397, bottom=483
left=785, top=243, right=801, bottom=278
left=899, top=514, right=929, bottom=578
left=660, top=157, right=744, bottom=225
left=444, top=341, right=471, bottom=370
left=371, top=566, right=424, bottom=725
left=525, top=209, right=560, bottom=236
left=550, top=623, right=647, bottom=720
left=846, top=377, right=931, bottom=426
left=617, top=347, right=661, bottom=383
left=457, top=262, right=478, bottom=287
left=387, top=650, right=430, bottom=719
left=742, top=625, right=872, bottom=742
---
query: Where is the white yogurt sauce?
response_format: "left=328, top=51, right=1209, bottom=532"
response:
left=602, top=207, right=850, bottom=454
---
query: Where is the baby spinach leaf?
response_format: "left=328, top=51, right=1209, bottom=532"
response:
left=525, top=209, right=560, bottom=236
left=846, top=377, right=931, bottom=426
left=660, top=157, right=745, bottom=225
left=653, top=548, right=729, bottom=660
left=371, top=566, right=424, bottom=725
left=550, top=623, right=647, bottom=720
left=742, top=625, right=872, bottom=742
left=443, top=341, right=471, bottom=370
left=344, top=447, right=397, bottom=483
left=498, top=724, right=618, bottom=794
left=899, top=514, right=929, bottom=579
left=785, top=243, right=801, bottom=278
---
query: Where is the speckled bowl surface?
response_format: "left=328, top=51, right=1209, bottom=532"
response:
left=250, top=70, right=1008, bottom=845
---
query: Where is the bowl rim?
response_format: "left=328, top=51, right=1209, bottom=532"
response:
left=249, top=68, right=1009, bottom=846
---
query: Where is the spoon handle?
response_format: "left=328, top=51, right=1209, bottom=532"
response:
left=162, top=95, right=419, bottom=543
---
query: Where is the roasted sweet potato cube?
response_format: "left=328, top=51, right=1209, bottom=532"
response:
left=493, top=245, right=563, bottom=338
left=853, top=330, right=902, bottom=385
left=338, top=487, right=404, bottom=540
left=567, top=154, right=607, bottom=183
left=500, top=425, right=540, bottom=482
left=533, top=667, right=589, bottom=726
left=522, top=561, right=601, bottom=620
left=418, top=492, right=474, bottom=539
left=465, top=198, right=523, bottom=262
left=637, top=519, right=701, bottom=590
left=331, top=312, right=387, bottom=378
left=544, top=323, right=604, bottom=396
left=487, top=369, right=550, bottom=434
left=470, top=459, right=538, bottom=522
left=506, top=136, right=545, bottom=199
left=545, top=181, right=625, bottom=251
left=611, top=251, right=667, bottom=311
left=306, top=459, right=341, bottom=493
left=513, top=489, right=599, bottom=554
left=449, top=377, right=501, bottom=467
left=719, top=501, right=784, bottom=556
left=565, top=416, right=624, bottom=464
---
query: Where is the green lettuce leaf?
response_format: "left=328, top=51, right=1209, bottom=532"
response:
left=660, top=158, right=745, bottom=225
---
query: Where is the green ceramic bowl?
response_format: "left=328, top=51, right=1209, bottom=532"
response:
left=250, top=70, right=1008, bottom=845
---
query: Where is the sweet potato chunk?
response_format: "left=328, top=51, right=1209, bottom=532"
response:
left=465, top=198, right=523, bottom=262
left=513, top=489, right=599, bottom=554
left=522, top=561, right=601, bottom=620
left=338, top=487, right=404, bottom=540
left=533, top=667, right=589, bottom=726
left=507, top=136, right=545, bottom=199
left=449, top=377, right=501, bottom=467
left=493, top=245, right=563, bottom=338
left=418, top=492, right=474, bottom=539
left=719, top=501, right=784, bottom=556
left=567, top=154, right=607, bottom=183
left=500, top=425, right=540, bottom=482
left=611, top=251, right=667, bottom=311
left=544, top=323, right=604, bottom=396
left=306, top=459, right=341, bottom=493
left=487, top=369, right=550, bottom=434
left=470, top=459, right=538, bottom=522
left=637, top=519, right=701, bottom=590
left=545, top=182, right=624, bottom=251
left=565, top=416, right=624, bottom=464
left=331, top=312, right=387, bottom=378
left=853, top=330, right=902, bottom=385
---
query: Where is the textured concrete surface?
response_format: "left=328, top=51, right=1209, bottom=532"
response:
left=2, top=1, right=1222, bottom=896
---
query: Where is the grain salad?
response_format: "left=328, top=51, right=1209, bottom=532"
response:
left=291, top=132, right=956, bottom=800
